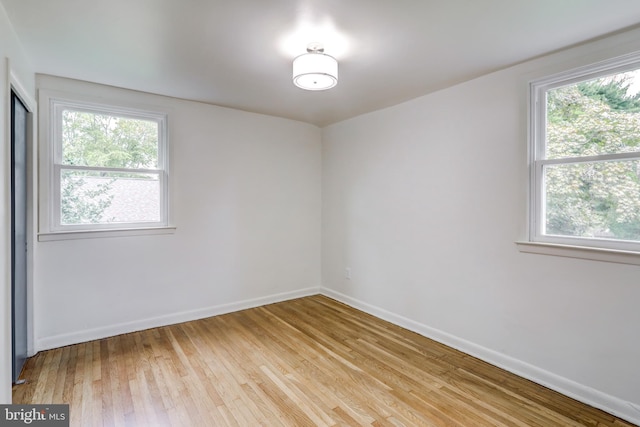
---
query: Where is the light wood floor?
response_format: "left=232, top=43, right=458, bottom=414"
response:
left=13, top=295, right=636, bottom=426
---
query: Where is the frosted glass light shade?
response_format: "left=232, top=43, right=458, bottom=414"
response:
left=292, top=52, right=338, bottom=90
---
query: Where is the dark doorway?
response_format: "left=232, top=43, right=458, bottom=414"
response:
left=11, top=90, right=28, bottom=383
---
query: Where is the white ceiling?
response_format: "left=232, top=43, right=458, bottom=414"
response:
left=3, top=0, right=640, bottom=126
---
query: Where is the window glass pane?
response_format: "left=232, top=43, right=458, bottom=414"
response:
left=61, top=169, right=160, bottom=225
left=546, top=70, right=640, bottom=160
left=62, top=110, right=159, bottom=168
left=544, top=160, right=640, bottom=240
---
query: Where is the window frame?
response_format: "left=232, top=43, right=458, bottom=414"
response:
left=39, top=91, right=173, bottom=240
left=528, top=51, right=640, bottom=254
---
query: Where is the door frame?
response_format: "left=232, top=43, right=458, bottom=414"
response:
left=6, top=61, right=37, bottom=365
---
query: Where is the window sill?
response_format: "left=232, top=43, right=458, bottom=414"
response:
left=38, top=226, right=176, bottom=242
left=516, top=241, right=640, bottom=266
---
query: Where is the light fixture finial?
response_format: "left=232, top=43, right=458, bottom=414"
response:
left=306, top=42, right=324, bottom=53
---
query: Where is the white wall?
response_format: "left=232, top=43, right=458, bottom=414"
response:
left=34, top=75, right=322, bottom=350
left=322, top=28, right=640, bottom=424
left=0, top=2, right=35, bottom=404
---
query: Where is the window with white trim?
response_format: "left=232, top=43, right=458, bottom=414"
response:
left=530, top=53, right=640, bottom=252
left=47, top=98, right=169, bottom=232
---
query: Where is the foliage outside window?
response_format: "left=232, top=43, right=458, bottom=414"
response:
left=50, top=100, right=168, bottom=231
left=530, top=55, right=640, bottom=252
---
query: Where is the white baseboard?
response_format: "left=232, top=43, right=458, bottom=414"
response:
left=34, top=285, right=640, bottom=425
left=320, top=287, right=640, bottom=427
left=36, top=286, right=320, bottom=351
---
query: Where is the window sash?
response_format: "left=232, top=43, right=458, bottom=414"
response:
left=52, top=165, right=167, bottom=231
left=53, top=101, right=166, bottom=168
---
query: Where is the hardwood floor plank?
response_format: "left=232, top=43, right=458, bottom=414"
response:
left=242, top=307, right=390, bottom=424
left=13, top=295, right=637, bottom=427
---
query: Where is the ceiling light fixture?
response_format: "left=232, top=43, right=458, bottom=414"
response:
left=292, top=43, right=338, bottom=91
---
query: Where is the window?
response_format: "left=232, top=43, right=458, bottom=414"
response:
left=44, top=97, right=169, bottom=235
left=529, top=53, right=640, bottom=253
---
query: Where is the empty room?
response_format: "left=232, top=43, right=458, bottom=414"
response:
left=1, top=1, right=640, bottom=426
